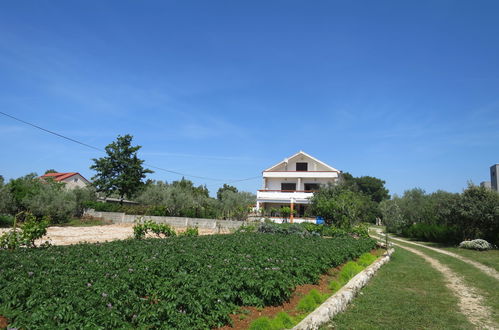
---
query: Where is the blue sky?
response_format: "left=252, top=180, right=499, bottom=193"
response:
left=1, top=1, right=498, bottom=196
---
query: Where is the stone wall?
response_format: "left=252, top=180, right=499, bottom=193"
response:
left=84, top=209, right=245, bottom=230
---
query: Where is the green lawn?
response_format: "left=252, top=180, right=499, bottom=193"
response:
left=391, top=239, right=499, bottom=326
left=324, top=247, right=473, bottom=330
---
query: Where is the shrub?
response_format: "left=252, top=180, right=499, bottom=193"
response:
left=329, top=280, right=342, bottom=293
left=319, top=225, right=348, bottom=238
left=236, top=224, right=258, bottom=233
left=250, top=317, right=273, bottom=330
left=271, top=312, right=294, bottom=329
left=459, top=239, right=493, bottom=251
left=297, top=294, right=317, bottom=313
left=339, top=261, right=363, bottom=283
left=357, top=252, right=377, bottom=267
left=133, top=219, right=176, bottom=239
left=402, top=223, right=459, bottom=244
left=350, top=223, right=370, bottom=238
left=308, top=289, right=325, bottom=305
left=0, top=214, right=14, bottom=227
left=179, top=227, right=199, bottom=237
left=0, top=211, right=50, bottom=249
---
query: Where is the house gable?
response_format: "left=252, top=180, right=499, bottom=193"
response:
left=264, top=151, right=339, bottom=172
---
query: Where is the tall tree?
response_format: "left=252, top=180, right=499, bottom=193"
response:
left=217, top=184, right=238, bottom=201
left=90, top=134, right=152, bottom=200
left=340, top=172, right=390, bottom=203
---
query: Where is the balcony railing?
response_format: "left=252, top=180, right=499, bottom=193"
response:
left=257, top=189, right=318, bottom=193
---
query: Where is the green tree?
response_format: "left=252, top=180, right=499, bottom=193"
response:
left=44, top=169, right=58, bottom=174
left=454, top=184, right=499, bottom=242
left=340, top=172, right=389, bottom=203
left=90, top=135, right=153, bottom=200
left=310, top=185, right=364, bottom=229
left=217, top=184, right=238, bottom=201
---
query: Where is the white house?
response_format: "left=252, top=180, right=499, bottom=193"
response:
left=256, top=151, right=340, bottom=221
left=40, top=172, right=91, bottom=189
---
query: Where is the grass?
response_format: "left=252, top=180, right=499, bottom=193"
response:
left=392, top=239, right=499, bottom=326
left=324, top=247, right=473, bottom=329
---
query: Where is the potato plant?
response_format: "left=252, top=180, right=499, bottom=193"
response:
left=0, top=233, right=375, bottom=329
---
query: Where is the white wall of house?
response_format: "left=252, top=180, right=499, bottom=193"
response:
left=264, top=177, right=336, bottom=191
left=61, top=174, right=90, bottom=189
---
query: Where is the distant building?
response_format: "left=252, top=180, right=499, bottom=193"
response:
left=491, top=164, right=499, bottom=192
left=480, top=181, right=492, bottom=189
left=40, top=172, right=91, bottom=189
left=256, top=151, right=340, bottom=221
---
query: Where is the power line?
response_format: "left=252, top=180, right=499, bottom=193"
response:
left=0, top=111, right=260, bottom=183
left=0, top=111, right=102, bottom=152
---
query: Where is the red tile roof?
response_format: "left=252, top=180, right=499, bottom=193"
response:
left=40, top=172, right=89, bottom=183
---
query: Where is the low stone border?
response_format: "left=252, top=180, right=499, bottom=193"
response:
left=292, top=248, right=395, bottom=330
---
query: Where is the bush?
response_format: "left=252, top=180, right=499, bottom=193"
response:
left=459, top=239, right=493, bottom=251
left=339, top=261, right=363, bottom=283
left=235, top=224, right=258, bottom=233
left=350, top=223, right=370, bottom=238
left=357, top=252, right=377, bottom=267
left=133, top=219, right=176, bottom=239
left=271, top=312, right=294, bottom=329
left=0, top=214, right=14, bottom=227
left=402, top=223, right=460, bottom=244
left=250, top=317, right=273, bottom=330
left=180, top=227, right=199, bottom=237
left=0, top=212, right=50, bottom=249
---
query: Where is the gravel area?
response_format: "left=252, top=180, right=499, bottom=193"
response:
left=0, top=224, right=225, bottom=246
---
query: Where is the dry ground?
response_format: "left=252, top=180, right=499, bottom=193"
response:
left=0, top=224, right=228, bottom=246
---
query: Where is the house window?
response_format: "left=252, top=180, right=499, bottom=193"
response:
left=281, top=183, right=296, bottom=191
left=296, top=162, right=308, bottom=171
left=304, top=183, right=320, bottom=191
left=74, top=178, right=78, bottom=182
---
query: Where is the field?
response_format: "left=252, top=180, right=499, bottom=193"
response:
left=0, top=233, right=376, bottom=329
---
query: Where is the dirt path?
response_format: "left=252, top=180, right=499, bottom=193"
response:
left=372, top=234, right=497, bottom=329
left=378, top=232, right=499, bottom=281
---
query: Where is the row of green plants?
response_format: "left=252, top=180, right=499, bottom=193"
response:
left=237, top=222, right=370, bottom=238
left=132, top=219, right=198, bottom=239
left=249, top=252, right=379, bottom=330
left=0, top=234, right=376, bottom=329
left=381, top=185, right=499, bottom=245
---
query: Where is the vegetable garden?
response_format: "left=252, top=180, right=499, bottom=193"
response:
left=0, top=233, right=375, bottom=329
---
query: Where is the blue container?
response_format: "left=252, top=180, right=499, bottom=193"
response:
left=316, top=216, right=325, bottom=225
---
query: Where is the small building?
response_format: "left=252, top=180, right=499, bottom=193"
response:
left=256, top=151, right=340, bottom=221
left=40, top=172, right=91, bottom=189
left=491, top=164, right=499, bottom=192
left=480, top=181, right=492, bottom=190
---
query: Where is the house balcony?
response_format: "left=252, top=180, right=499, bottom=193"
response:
left=263, top=171, right=339, bottom=179
left=256, top=189, right=315, bottom=204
